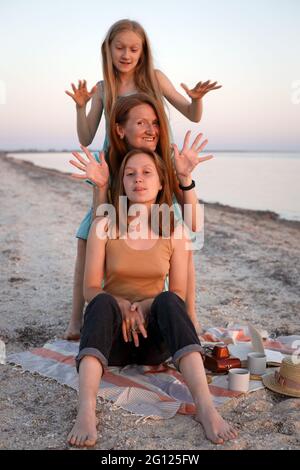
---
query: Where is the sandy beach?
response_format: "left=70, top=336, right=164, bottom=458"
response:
left=1, top=152, right=300, bottom=450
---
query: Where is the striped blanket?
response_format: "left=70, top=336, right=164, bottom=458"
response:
left=7, top=326, right=297, bottom=419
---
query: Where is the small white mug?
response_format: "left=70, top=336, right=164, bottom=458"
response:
left=228, top=368, right=250, bottom=392
left=247, top=352, right=267, bottom=375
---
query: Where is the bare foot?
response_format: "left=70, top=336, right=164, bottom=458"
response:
left=63, top=322, right=81, bottom=341
left=67, top=405, right=98, bottom=447
left=195, top=406, right=238, bottom=445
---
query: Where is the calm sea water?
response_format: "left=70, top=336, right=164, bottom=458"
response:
left=6, top=152, right=300, bottom=222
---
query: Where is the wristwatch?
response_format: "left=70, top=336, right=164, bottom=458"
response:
left=179, top=179, right=195, bottom=191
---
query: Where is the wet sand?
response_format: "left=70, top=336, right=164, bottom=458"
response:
left=0, top=152, right=300, bottom=450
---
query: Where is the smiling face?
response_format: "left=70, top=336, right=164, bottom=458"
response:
left=110, top=30, right=143, bottom=75
left=123, top=153, right=162, bottom=205
left=116, top=104, right=159, bottom=151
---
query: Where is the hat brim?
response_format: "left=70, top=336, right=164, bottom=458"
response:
left=263, top=372, right=300, bottom=398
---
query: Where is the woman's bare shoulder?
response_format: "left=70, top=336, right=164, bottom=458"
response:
left=171, top=223, right=188, bottom=250
left=89, top=216, right=110, bottom=242
left=89, top=81, right=103, bottom=103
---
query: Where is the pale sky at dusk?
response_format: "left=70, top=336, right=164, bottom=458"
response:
left=0, top=0, right=299, bottom=151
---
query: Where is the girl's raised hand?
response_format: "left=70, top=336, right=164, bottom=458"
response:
left=172, top=131, right=213, bottom=183
left=69, top=145, right=110, bottom=188
left=181, top=80, right=222, bottom=100
left=65, top=80, right=97, bottom=108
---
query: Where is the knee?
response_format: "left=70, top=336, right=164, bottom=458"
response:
left=153, top=291, right=185, bottom=314
left=85, top=293, right=120, bottom=322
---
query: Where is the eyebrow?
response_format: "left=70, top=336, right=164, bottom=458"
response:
left=125, top=164, right=154, bottom=170
left=136, top=118, right=159, bottom=121
left=115, top=41, right=140, bottom=47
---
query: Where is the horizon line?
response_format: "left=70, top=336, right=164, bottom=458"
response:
left=1, top=148, right=300, bottom=154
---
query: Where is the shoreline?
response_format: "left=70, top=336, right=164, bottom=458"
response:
left=3, top=148, right=300, bottom=153
left=2, top=152, right=300, bottom=228
left=1, top=151, right=300, bottom=450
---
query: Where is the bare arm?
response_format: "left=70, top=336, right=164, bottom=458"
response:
left=69, top=146, right=110, bottom=221
left=156, top=69, right=203, bottom=123
left=83, top=217, right=107, bottom=303
left=168, top=228, right=189, bottom=301
left=83, top=218, right=147, bottom=345
left=76, top=82, right=104, bottom=146
left=91, top=185, right=109, bottom=221
left=173, top=132, right=213, bottom=232
left=83, top=216, right=127, bottom=303
left=175, top=186, right=202, bottom=233
left=83, top=217, right=131, bottom=305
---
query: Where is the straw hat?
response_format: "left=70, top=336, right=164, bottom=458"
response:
left=263, top=357, right=300, bottom=398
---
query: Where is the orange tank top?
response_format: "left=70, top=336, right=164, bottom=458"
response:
left=104, top=237, right=172, bottom=303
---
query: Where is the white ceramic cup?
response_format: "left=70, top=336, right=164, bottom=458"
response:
left=247, top=352, right=267, bottom=375
left=228, top=368, right=250, bottom=392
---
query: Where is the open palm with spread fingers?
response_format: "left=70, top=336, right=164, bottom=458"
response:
left=181, top=80, right=222, bottom=100
left=173, top=131, right=213, bottom=182
left=70, top=145, right=110, bottom=188
left=65, top=80, right=97, bottom=108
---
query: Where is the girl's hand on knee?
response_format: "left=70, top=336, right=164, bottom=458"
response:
left=129, top=303, right=148, bottom=347
left=117, top=298, right=133, bottom=343
left=117, top=298, right=145, bottom=346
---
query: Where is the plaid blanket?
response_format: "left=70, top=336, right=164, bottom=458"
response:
left=7, top=326, right=297, bottom=419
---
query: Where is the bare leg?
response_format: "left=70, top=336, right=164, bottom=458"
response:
left=64, top=238, right=86, bottom=340
left=67, top=356, right=102, bottom=447
left=179, top=352, right=238, bottom=444
left=186, top=252, right=202, bottom=335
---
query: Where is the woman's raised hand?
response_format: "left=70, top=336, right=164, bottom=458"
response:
left=181, top=80, right=222, bottom=100
left=172, top=131, right=213, bottom=184
left=69, top=145, right=110, bottom=188
left=65, top=80, right=97, bottom=108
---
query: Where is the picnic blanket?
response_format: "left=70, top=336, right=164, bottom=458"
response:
left=7, top=326, right=299, bottom=420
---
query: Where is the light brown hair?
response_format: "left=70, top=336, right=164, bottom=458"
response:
left=113, top=149, right=175, bottom=236
left=108, top=93, right=180, bottom=202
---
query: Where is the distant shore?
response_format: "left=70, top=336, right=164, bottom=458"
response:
left=2, top=151, right=300, bottom=228
left=1, top=151, right=300, bottom=450
left=2, top=149, right=300, bottom=153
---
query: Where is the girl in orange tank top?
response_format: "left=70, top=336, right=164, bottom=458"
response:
left=67, top=148, right=238, bottom=448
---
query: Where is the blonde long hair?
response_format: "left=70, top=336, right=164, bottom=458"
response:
left=101, top=19, right=164, bottom=118
left=108, top=93, right=181, bottom=202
